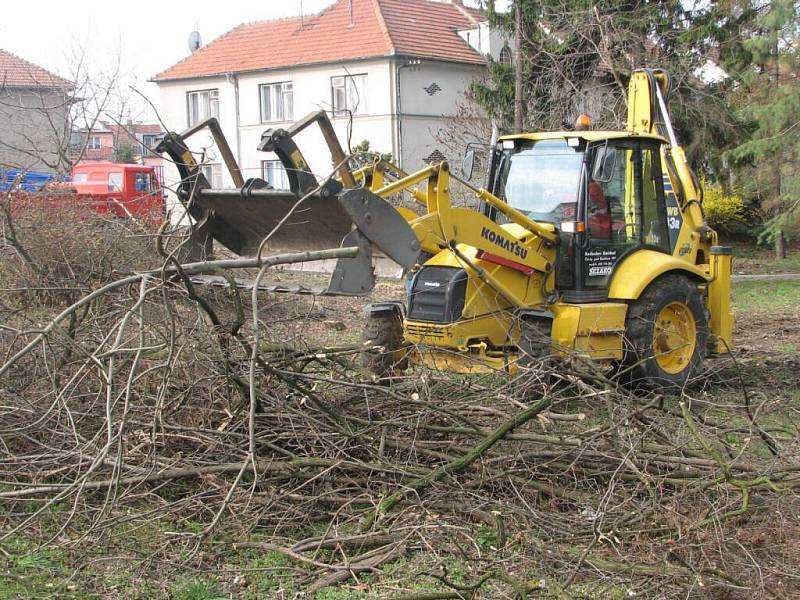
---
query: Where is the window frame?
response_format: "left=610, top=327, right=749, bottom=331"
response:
left=140, top=134, right=158, bottom=155
left=187, top=88, right=220, bottom=127
left=88, top=136, right=102, bottom=150
left=200, top=163, right=223, bottom=189
left=330, top=74, right=367, bottom=117
left=259, top=81, right=294, bottom=123
left=108, top=172, right=123, bottom=192
left=261, top=159, right=289, bottom=190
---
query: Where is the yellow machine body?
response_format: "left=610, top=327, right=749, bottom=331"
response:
left=356, top=68, right=734, bottom=375
left=159, top=68, right=734, bottom=383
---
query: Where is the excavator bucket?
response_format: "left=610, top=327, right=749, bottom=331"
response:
left=156, top=111, right=419, bottom=295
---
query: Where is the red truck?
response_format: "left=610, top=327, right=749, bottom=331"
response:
left=69, top=162, right=165, bottom=222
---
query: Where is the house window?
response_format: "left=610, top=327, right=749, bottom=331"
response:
left=187, top=89, right=220, bottom=126
left=200, top=163, right=223, bottom=188
left=141, top=134, right=158, bottom=155
left=88, top=136, right=102, bottom=150
left=499, top=46, right=512, bottom=66
left=262, top=160, right=289, bottom=190
left=331, top=74, right=367, bottom=116
left=260, top=82, right=293, bottom=122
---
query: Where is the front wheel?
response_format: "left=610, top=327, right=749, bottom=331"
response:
left=623, top=274, right=708, bottom=392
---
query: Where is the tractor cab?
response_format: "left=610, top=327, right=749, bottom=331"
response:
left=490, top=131, right=675, bottom=303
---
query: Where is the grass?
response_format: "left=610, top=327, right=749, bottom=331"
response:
left=0, top=536, right=95, bottom=599
left=234, top=548, right=300, bottom=599
left=172, top=578, right=226, bottom=600
left=732, top=279, right=800, bottom=312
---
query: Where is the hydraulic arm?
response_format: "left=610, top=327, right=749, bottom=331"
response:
left=627, top=68, right=733, bottom=351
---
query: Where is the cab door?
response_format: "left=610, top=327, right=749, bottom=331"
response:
left=570, top=140, right=670, bottom=301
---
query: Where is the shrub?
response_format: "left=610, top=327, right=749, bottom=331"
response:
left=701, top=176, right=747, bottom=236
left=0, top=192, right=160, bottom=307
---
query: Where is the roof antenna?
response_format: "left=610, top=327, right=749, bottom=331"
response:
left=188, top=28, right=202, bottom=54
left=300, top=0, right=304, bottom=28
left=349, top=0, right=354, bottom=26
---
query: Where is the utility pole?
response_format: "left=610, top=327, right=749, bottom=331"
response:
left=514, top=1, right=524, bottom=133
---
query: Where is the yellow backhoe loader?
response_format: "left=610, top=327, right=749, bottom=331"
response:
left=157, top=67, right=733, bottom=391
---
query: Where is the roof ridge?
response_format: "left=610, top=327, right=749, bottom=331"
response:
left=452, top=1, right=480, bottom=25
left=371, top=0, right=397, bottom=55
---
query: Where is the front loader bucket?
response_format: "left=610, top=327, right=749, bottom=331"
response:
left=192, top=188, right=353, bottom=256
left=156, top=112, right=420, bottom=296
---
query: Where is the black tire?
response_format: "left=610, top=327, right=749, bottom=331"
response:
left=623, top=274, right=708, bottom=392
left=362, top=311, right=408, bottom=381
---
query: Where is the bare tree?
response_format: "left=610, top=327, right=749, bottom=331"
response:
left=0, top=42, right=125, bottom=175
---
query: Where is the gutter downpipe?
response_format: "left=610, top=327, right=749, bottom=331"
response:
left=226, top=72, right=242, bottom=174
left=395, top=59, right=404, bottom=170
left=395, top=57, right=419, bottom=171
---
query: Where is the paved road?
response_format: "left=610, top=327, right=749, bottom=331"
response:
left=732, top=273, right=800, bottom=282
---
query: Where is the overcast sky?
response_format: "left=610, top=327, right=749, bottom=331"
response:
left=1, top=0, right=495, bottom=122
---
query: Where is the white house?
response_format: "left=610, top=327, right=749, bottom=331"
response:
left=152, top=0, right=508, bottom=194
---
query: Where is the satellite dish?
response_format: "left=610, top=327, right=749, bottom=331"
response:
left=189, top=31, right=202, bottom=53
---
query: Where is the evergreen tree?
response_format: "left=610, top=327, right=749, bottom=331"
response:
left=471, top=0, right=742, bottom=169
left=113, top=141, right=137, bottom=164
left=727, top=0, right=799, bottom=257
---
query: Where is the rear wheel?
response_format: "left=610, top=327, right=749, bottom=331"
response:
left=623, top=274, right=708, bottom=392
left=362, top=309, right=408, bottom=382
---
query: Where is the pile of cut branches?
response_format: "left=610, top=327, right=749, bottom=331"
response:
left=1, top=194, right=798, bottom=599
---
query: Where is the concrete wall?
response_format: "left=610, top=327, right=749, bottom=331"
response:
left=0, top=87, right=70, bottom=173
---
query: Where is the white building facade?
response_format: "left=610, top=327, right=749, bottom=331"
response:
left=153, top=0, right=508, bottom=194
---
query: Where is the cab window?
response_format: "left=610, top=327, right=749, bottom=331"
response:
left=108, top=172, right=123, bottom=191
left=584, top=141, right=669, bottom=288
left=494, top=139, right=583, bottom=226
left=134, top=172, right=150, bottom=193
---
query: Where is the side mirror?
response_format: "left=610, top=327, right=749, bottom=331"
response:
left=592, top=146, right=616, bottom=183
left=460, top=149, right=476, bottom=180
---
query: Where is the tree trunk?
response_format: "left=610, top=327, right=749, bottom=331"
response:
left=776, top=230, right=787, bottom=259
left=514, top=1, right=524, bottom=133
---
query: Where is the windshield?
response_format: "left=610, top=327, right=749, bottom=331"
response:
left=495, top=139, right=583, bottom=224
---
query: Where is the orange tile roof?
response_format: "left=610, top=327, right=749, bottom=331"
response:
left=0, top=49, right=72, bottom=88
left=153, top=0, right=485, bottom=81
